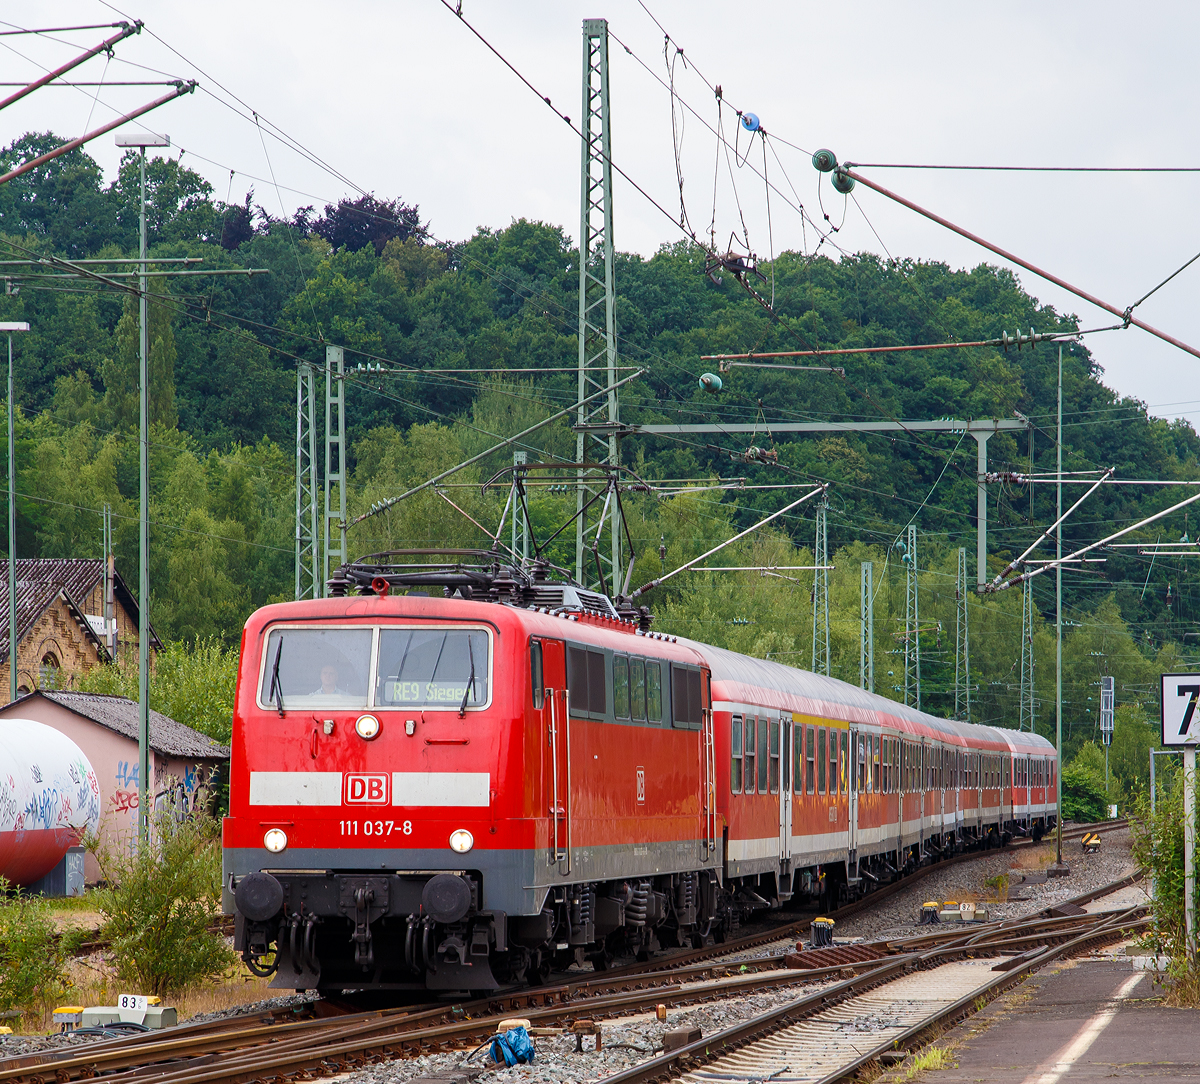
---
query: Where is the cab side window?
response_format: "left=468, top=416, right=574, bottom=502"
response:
left=530, top=641, right=544, bottom=710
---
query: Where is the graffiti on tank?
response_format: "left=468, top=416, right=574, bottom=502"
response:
left=30, top=763, right=42, bottom=784
left=0, top=775, right=18, bottom=830
left=68, top=762, right=80, bottom=785
left=24, top=785, right=62, bottom=828
left=75, top=762, right=102, bottom=824
left=115, top=761, right=139, bottom=788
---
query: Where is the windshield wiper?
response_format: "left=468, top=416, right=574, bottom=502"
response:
left=459, top=636, right=476, bottom=718
left=269, top=638, right=284, bottom=716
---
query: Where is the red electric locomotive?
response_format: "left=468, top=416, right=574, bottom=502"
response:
left=224, top=557, right=1056, bottom=993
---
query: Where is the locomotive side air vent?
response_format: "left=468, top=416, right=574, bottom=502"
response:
left=523, top=584, right=618, bottom=618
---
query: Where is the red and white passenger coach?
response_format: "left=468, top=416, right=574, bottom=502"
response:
left=224, top=566, right=1057, bottom=993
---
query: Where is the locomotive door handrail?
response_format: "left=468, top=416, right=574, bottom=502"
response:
left=547, top=686, right=571, bottom=871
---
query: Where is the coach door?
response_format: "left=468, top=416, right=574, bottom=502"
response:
left=846, top=729, right=858, bottom=865
left=779, top=714, right=793, bottom=864
left=1002, top=756, right=1013, bottom=829
left=700, top=672, right=716, bottom=863
left=538, top=638, right=570, bottom=873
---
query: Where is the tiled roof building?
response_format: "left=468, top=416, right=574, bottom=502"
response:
left=0, top=557, right=159, bottom=701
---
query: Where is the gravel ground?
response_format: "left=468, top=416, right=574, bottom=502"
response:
left=0, top=993, right=319, bottom=1059
left=338, top=979, right=839, bottom=1084
left=832, top=826, right=1136, bottom=942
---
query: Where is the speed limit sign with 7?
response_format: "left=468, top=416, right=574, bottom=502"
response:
left=1160, top=673, right=1200, bottom=746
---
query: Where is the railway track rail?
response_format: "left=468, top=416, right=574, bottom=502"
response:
left=603, top=902, right=1145, bottom=1083
left=0, top=865, right=1143, bottom=1084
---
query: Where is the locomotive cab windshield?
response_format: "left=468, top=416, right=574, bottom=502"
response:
left=257, top=625, right=492, bottom=712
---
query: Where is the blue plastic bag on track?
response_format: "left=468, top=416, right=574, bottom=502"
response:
left=490, top=1025, right=536, bottom=1066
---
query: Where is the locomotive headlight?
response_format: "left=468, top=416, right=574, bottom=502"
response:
left=263, top=828, right=288, bottom=853
left=355, top=714, right=381, bottom=740
left=449, top=828, right=474, bottom=854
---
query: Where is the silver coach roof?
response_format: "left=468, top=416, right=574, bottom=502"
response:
left=684, top=638, right=1055, bottom=752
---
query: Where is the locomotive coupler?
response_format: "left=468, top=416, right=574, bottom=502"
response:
left=340, top=877, right=390, bottom=967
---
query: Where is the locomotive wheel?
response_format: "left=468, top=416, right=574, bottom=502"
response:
left=529, top=949, right=552, bottom=986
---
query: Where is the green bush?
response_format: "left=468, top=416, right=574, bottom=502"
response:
left=79, top=637, right=238, bottom=744
left=94, top=815, right=235, bottom=995
left=1062, top=742, right=1110, bottom=822
left=0, top=882, right=66, bottom=1014
left=1130, top=768, right=1200, bottom=1003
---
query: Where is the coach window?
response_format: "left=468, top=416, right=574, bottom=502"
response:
left=840, top=731, right=848, bottom=794
left=744, top=718, right=756, bottom=794
left=830, top=731, right=840, bottom=795
left=794, top=724, right=804, bottom=794
left=817, top=728, right=827, bottom=794
left=531, top=641, right=545, bottom=709
left=757, top=716, right=770, bottom=793
left=873, top=735, right=882, bottom=793
left=731, top=716, right=744, bottom=794
left=613, top=656, right=631, bottom=719
left=769, top=720, right=781, bottom=793
left=805, top=725, right=816, bottom=794
left=630, top=658, right=647, bottom=721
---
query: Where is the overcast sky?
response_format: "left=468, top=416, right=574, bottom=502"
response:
left=8, top=1, right=1200, bottom=426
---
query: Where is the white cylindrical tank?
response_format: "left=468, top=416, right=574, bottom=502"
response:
left=0, top=718, right=101, bottom=886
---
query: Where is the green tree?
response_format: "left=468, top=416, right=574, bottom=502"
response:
left=102, top=287, right=178, bottom=430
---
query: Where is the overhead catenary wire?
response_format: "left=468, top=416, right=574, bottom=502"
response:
left=840, top=166, right=1200, bottom=361
left=629, top=484, right=828, bottom=599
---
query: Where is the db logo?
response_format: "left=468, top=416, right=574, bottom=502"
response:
left=344, top=773, right=390, bottom=805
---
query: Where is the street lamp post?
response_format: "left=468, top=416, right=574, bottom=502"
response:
left=115, top=132, right=168, bottom=842
left=0, top=321, right=29, bottom=703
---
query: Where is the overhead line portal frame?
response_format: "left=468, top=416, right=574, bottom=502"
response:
left=633, top=417, right=1029, bottom=586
